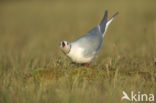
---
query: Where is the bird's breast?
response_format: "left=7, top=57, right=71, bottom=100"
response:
left=67, top=45, right=93, bottom=63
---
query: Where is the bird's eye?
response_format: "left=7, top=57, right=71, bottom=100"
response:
left=62, top=42, right=65, bottom=47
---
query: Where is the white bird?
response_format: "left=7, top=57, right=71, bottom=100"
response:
left=60, top=10, right=118, bottom=66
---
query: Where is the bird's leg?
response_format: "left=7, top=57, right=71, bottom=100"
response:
left=84, top=63, right=89, bottom=67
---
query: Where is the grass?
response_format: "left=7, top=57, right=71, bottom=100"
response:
left=0, top=0, right=156, bottom=103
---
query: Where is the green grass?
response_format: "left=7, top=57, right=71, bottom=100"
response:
left=0, top=0, right=156, bottom=103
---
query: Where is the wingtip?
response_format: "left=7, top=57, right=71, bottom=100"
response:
left=104, top=9, right=108, bottom=18
left=109, top=11, right=119, bottom=20
left=104, top=10, right=119, bottom=17
left=113, top=11, right=119, bottom=17
left=105, top=9, right=108, bottom=14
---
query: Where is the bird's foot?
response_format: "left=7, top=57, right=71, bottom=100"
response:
left=84, top=63, right=89, bottom=67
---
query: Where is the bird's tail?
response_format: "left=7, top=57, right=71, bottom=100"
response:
left=99, top=10, right=108, bottom=35
left=102, top=11, right=119, bottom=37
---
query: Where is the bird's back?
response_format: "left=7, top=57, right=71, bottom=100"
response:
left=72, top=26, right=103, bottom=58
left=67, top=10, right=109, bottom=63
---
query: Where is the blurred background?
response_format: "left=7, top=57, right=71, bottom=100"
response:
left=0, top=0, right=155, bottom=58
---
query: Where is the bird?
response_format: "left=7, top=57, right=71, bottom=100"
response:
left=60, top=10, right=118, bottom=66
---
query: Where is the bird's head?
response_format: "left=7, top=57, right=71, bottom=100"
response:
left=60, top=41, right=71, bottom=54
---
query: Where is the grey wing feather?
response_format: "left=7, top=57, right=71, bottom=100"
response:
left=88, top=10, right=108, bottom=36
left=74, top=26, right=103, bottom=58
left=73, top=10, right=109, bottom=58
left=99, top=10, right=108, bottom=34
left=103, top=11, right=118, bottom=37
